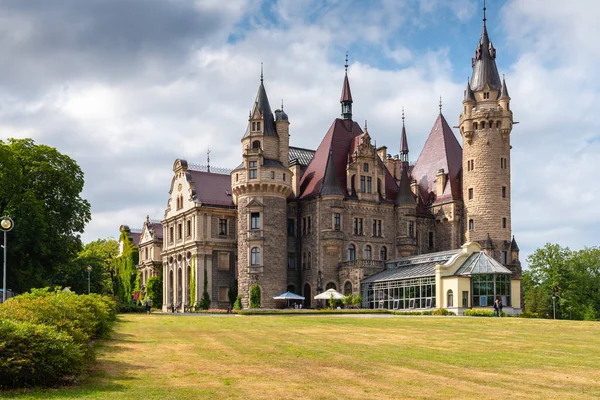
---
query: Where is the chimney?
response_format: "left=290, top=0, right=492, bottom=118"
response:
left=436, top=169, right=447, bottom=197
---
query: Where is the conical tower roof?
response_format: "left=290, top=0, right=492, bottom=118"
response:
left=464, top=81, right=475, bottom=102
left=320, top=149, right=345, bottom=196
left=499, top=76, right=510, bottom=99
left=470, top=7, right=501, bottom=91
left=243, top=71, right=277, bottom=138
left=396, top=165, right=414, bottom=205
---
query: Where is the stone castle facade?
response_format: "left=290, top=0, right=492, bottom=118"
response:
left=123, top=12, right=522, bottom=311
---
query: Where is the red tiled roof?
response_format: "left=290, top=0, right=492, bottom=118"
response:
left=299, top=119, right=398, bottom=201
left=410, top=113, right=462, bottom=203
left=188, top=170, right=234, bottom=207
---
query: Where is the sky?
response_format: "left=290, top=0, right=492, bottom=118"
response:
left=0, top=0, right=598, bottom=266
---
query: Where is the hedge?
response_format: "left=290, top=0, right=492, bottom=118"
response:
left=0, top=288, right=117, bottom=389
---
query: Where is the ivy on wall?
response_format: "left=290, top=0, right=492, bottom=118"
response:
left=110, top=226, right=139, bottom=305
left=198, top=256, right=210, bottom=310
left=189, top=255, right=196, bottom=306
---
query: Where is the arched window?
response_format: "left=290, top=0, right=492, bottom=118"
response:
left=307, top=252, right=312, bottom=269
left=474, top=122, right=478, bottom=130
left=252, top=140, right=261, bottom=149
left=481, top=121, right=486, bottom=129
left=364, top=245, right=372, bottom=260
left=251, top=247, right=260, bottom=265
left=326, top=282, right=337, bottom=290
left=344, top=281, right=352, bottom=295
left=348, top=244, right=356, bottom=261
left=447, top=289, right=454, bottom=307
left=380, top=246, right=387, bottom=261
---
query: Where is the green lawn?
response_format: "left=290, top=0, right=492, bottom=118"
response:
left=6, top=314, right=600, bottom=399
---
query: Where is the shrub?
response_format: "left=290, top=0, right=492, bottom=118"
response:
left=0, top=318, right=86, bottom=388
left=518, top=311, right=540, bottom=318
left=233, top=295, right=243, bottom=310
left=249, top=284, right=261, bottom=308
left=146, top=276, right=163, bottom=309
left=464, top=309, right=494, bottom=317
left=431, top=308, right=454, bottom=316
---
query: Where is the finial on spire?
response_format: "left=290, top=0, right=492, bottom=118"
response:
left=207, top=148, right=211, bottom=173
left=344, top=51, right=349, bottom=74
left=281, top=99, right=284, bottom=111
left=402, top=106, right=405, bottom=125
left=260, top=62, right=264, bottom=83
left=364, top=119, right=368, bottom=130
left=483, top=0, right=487, bottom=26
left=439, top=96, right=442, bottom=114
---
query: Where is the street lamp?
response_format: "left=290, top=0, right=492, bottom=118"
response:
left=1, top=216, right=14, bottom=303
left=552, top=295, right=557, bottom=320
left=87, top=265, right=92, bottom=294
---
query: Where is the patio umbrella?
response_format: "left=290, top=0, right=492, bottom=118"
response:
left=314, top=288, right=345, bottom=300
left=273, top=291, right=305, bottom=300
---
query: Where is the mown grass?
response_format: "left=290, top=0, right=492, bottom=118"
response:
left=4, top=314, right=600, bottom=399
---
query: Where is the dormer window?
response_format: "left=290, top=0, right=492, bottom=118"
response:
left=363, top=163, right=369, bottom=172
left=252, top=140, right=261, bottom=149
left=251, top=121, right=261, bottom=132
left=483, top=92, right=490, bottom=99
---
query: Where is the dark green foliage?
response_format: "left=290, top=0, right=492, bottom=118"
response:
left=0, top=319, right=86, bottom=388
left=0, top=138, right=91, bottom=293
left=146, top=276, right=163, bottom=308
left=110, top=226, right=139, bottom=306
left=249, top=284, right=261, bottom=308
left=525, top=244, right=600, bottom=320
left=464, top=309, right=506, bottom=317
left=233, top=294, right=243, bottom=310
left=228, top=280, right=238, bottom=306
left=0, top=289, right=117, bottom=388
left=198, top=264, right=211, bottom=310
left=342, top=294, right=362, bottom=308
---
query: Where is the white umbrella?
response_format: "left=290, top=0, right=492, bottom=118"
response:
left=273, top=291, right=305, bottom=300
left=314, top=288, right=345, bottom=300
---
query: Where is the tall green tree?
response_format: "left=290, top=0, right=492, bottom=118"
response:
left=0, top=139, right=91, bottom=293
left=526, top=244, right=600, bottom=320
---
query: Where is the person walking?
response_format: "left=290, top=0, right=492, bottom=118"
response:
left=493, top=299, right=499, bottom=317
left=498, top=299, right=503, bottom=317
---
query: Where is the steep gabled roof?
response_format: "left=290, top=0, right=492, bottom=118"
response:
left=243, top=80, right=277, bottom=138
left=320, top=150, right=345, bottom=196
left=188, top=171, right=234, bottom=207
left=299, top=119, right=362, bottom=199
left=410, top=113, right=462, bottom=203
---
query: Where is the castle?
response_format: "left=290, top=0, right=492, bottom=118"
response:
left=127, top=8, right=523, bottom=314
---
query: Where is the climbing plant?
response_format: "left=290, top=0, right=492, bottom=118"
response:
left=249, top=283, right=261, bottom=308
left=110, top=226, right=139, bottom=306
left=189, top=256, right=196, bottom=307
left=198, top=258, right=210, bottom=310
left=146, top=275, right=163, bottom=308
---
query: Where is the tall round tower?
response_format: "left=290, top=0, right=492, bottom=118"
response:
left=231, top=70, right=292, bottom=308
left=458, top=7, right=514, bottom=264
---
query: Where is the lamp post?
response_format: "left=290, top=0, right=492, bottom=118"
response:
left=1, top=216, right=14, bottom=303
left=87, top=265, right=92, bottom=294
left=552, top=295, right=556, bottom=320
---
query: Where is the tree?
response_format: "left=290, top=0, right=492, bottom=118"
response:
left=526, top=244, right=600, bottom=320
left=110, top=226, right=139, bottom=305
left=198, top=264, right=210, bottom=310
left=249, top=283, right=261, bottom=308
left=146, top=276, right=163, bottom=308
left=0, top=139, right=91, bottom=293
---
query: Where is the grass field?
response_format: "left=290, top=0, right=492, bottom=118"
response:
left=6, top=314, right=600, bottom=399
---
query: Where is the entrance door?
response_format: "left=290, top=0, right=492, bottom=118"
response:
left=303, top=283, right=311, bottom=308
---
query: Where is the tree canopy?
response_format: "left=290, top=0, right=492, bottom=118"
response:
left=525, top=244, right=600, bottom=320
left=0, top=138, right=91, bottom=293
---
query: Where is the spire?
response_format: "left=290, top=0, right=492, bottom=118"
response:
left=320, top=149, right=345, bottom=196
left=484, top=233, right=494, bottom=250
left=340, top=52, right=353, bottom=120
left=243, top=66, right=278, bottom=138
left=464, top=80, right=475, bottom=102
left=499, top=75, right=510, bottom=99
left=470, top=1, right=501, bottom=91
left=510, top=235, right=520, bottom=251
left=396, top=164, right=414, bottom=205
left=400, top=107, right=409, bottom=163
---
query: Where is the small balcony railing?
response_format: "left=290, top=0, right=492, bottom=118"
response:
left=247, top=229, right=264, bottom=240
left=339, top=259, right=384, bottom=269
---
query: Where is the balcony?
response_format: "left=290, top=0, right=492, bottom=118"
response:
left=247, top=229, right=264, bottom=241
left=339, top=259, right=384, bottom=269
left=247, top=265, right=264, bottom=274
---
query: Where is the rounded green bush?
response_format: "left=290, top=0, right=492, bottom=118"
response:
left=0, top=319, right=86, bottom=388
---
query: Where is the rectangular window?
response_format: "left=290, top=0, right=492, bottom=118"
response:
left=469, top=219, right=474, bottom=231
left=307, top=217, right=311, bottom=234
left=256, top=121, right=261, bottom=131
left=302, top=217, right=306, bottom=235
left=462, top=291, right=468, bottom=308
left=250, top=212, right=260, bottom=230
left=366, top=177, right=372, bottom=194
left=271, top=171, right=275, bottom=179
left=502, top=186, right=507, bottom=198
left=502, top=217, right=507, bottom=229
left=287, top=218, right=295, bottom=236
left=169, top=227, right=174, bottom=243
left=468, top=188, right=473, bottom=200
left=363, top=163, right=369, bottom=172
left=219, top=219, right=228, bottom=235
left=283, top=173, right=286, bottom=181
left=372, top=219, right=382, bottom=237
left=353, top=218, right=363, bottom=235
left=249, top=161, right=257, bottom=179
left=360, top=176, right=366, bottom=193
left=428, top=232, right=434, bottom=249
left=187, top=220, right=192, bottom=236
left=218, top=287, right=229, bottom=302
left=177, top=223, right=182, bottom=240
left=334, top=213, right=341, bottom=231
left=287, top=253, right=296, bottom=269
left=218, top=252, right=230, bottom=270
left=252, top=122, right=256, bottom=131
left=502, top=251, right=507, bottom=265
left=408, top=221, right=415, bottom=237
